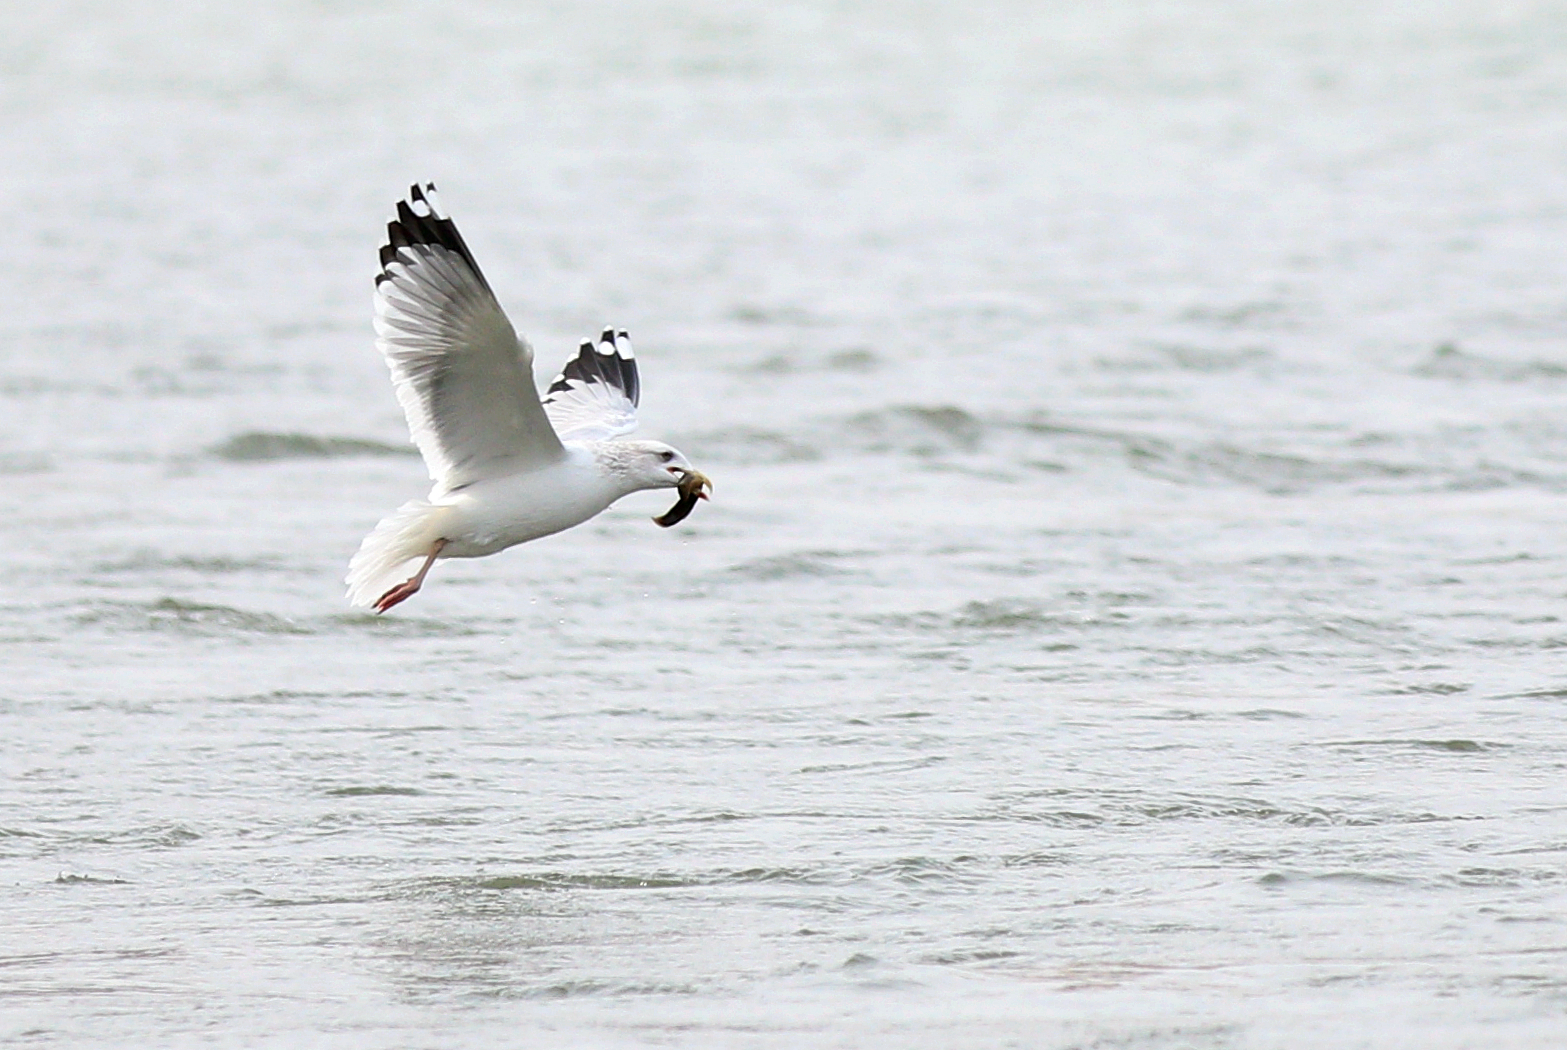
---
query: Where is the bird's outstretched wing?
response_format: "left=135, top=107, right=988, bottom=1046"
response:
left=541, top=329, right=641, bottom=442
left=374, top=183, right=564, bottom=492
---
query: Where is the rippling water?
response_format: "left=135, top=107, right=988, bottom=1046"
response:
left=5, top=2, right=1567, bottom=1046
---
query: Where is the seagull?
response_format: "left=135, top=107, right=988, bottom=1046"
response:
left=345, top=184, right=711, bottom=613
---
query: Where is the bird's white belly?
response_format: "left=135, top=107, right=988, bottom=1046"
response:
left=434, top=451, right=619, bottom=559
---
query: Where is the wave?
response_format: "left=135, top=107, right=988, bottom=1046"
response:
left=671, top=426, right=821, bottom=465
left=210, top=432, right=416, bottom=461
left=801, top=405, right=1567, bottom=495
left=727, top=550, right=857, bottom=580
left=72, top=597, right=314, bottom=636
left=1411, top=343, right=1567, bottom=382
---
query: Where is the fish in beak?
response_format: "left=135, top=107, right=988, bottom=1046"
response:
left=653, top=469, right=712, bottom=527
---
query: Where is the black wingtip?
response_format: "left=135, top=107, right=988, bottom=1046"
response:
left=376, top=182, right=490, bottom=290
left=543, top=334, right=642, bottom=407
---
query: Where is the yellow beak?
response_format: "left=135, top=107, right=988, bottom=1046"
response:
left=679, top=469, right=713, bottom=500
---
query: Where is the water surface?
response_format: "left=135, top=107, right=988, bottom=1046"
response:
left=4, top=2, right=1567, bottom=1046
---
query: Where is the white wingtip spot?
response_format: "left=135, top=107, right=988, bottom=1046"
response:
left=421, top=184, right=448, bottom=219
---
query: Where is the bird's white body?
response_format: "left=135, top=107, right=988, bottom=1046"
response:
left=344, top=184, right=708, bottom=611
left=434, top=444, right=629, bottom=558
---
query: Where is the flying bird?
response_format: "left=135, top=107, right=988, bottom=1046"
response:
left=346, top=184, right=711, bottom=613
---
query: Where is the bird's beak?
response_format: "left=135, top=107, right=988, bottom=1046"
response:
left=680, top=469, right=712, bottom=500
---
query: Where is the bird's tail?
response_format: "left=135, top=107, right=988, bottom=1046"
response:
left=345, top=500, right=452, bottom=608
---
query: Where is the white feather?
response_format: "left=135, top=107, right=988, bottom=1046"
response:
left=542, top=330, right=641, bottom=442
left=345, top=500, right=455, bottom=608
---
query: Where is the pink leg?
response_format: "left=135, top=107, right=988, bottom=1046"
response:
left=374, top=539, right=447, bottom=614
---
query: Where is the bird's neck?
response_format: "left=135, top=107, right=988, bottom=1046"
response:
left=586, top=441, right=660, bottom=498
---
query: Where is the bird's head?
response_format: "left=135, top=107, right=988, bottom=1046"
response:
left=600, top=440, right=713, bottom=526
left=613, top=440, right=706, bottom=491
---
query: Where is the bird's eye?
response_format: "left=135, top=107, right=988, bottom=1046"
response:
left=659, top=451, right=675, bottom=462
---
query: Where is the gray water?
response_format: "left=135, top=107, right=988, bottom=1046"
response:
left=4, top=1, right=1567, bottom=1046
